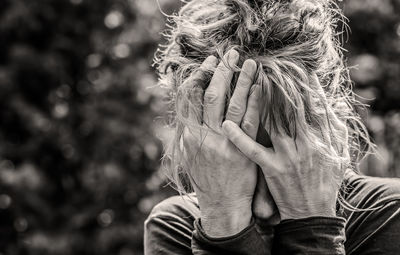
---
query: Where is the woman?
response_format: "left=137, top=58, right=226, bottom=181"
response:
left=145, top=0, right=400, bottom=254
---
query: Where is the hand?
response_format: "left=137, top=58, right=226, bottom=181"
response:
left=252, top=168, right=280, bottom=224
left=180, top=50, right=259, bottom=237
left=224, top=69, right=278, bottom=223
left=222, top=78, right=349, bottom=220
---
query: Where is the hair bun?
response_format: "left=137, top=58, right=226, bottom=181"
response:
left=290, top=0, right=327, bottom=34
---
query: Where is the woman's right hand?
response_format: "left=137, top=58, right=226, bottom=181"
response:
left=180, top=50, right=260, bottom=237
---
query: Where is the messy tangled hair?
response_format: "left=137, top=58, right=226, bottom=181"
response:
left=154, top=0, right=374, bottom=196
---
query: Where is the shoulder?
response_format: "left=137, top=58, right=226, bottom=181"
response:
left=144, top=194, right=199, bottom=254
left=342, top=170, right=400, bottom=209
left=341, top=171, right=400, bottom=254
left=144, top=194, right=200, bottom=254
left=144, top=193, right=200, bottom=232
left=146, top=193, right=199, bottom=222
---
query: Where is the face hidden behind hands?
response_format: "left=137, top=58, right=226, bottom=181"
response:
left=155, top=0, right=373, bottom=195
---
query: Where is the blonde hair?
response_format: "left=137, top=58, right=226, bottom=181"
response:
left=154, top=0, right=374, bottom=197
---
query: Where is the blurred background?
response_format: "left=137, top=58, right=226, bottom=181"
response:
left=0, top=0, right=399, bottom=254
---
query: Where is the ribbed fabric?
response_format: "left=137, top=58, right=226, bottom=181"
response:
left=144, top=173, right=400, bottom=254
left=191, top=217, right=270, bottom=255
left=272, top=217, right=346, bottom=255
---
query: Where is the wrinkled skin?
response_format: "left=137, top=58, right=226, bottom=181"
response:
left=222, top=77, right=350, bottom=220
left=181, top=50, right=276, bottom=237
left=181, top=50, right=347, bottom=237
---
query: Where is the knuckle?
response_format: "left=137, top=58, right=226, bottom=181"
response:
left=182, top=129, right=192, bottom=142
left=249, top=145, right=262, bottom=162
left=302, top=144, right=316, bottom=160
left=299, top=156, right=310, bottom=168
left=309, top=147, right=317, bottom=158
left=340, top=124, right=349, bottom=139
left=227, top=103, right=243, bottom=117
left=203, top=90, right=219, bottom=105
left=180, top=79, right=191, bottom=90
left=191, top=76, right=206, bottom=87
left=189, top=70, right=209, bottom=87
left=216, top=62, right=230, bottom=74
left=241, top=119, right=256, bottom=133
left=289, top=159, right=301, bottom=172
left=303, top=141, right=313, bottom=153
left=193, top=86, right=203, bottom=95
left=237, top=77, right=252, bottom=91
left=188, top=86, right=203, bottom=102
left=183, top=128, right=199, bottom=144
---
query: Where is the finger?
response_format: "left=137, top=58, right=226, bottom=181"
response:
left=267, top=123, right=306, bottom=161
left=203, top=50, right=239, bottom=130
left=258, top=78, right=285, bottom=150
left=253, top=169, right=277, bottom=220
left=190, top=55, right=219, bottom=89
left=176, top=89, right=189, bottom=119
left=187, top=86, right=205, bottom=124
left=263, top=119, right=287, bottom=153
left=310, top=75, right=347, bottom=149
left=186, top=56, right=219, bottom=123
left=241, top=85, right=260, bottom=140
left=222, top=120, right=274, bottom=167
left=310, top=74, right=342, bottom=127
left=225, top=59, right=257, bottom=124
left=309, top=74, right=330, bottom=126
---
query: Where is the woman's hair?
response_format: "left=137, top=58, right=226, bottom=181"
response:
left=154, top=0, right=374, bottom=196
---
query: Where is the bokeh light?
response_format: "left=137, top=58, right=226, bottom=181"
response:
left=104, top=10, right=125, bottom=29
left=0, top=194, right=12, bottom=209
left=0, top=0, right=399, bottom=254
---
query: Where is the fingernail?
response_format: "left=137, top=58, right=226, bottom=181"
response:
left=228, top=50, right=239, bottom=63
left=205, top=55, right=218, bottom=66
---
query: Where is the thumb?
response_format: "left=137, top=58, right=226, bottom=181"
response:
left=222, top=120, right=274, bottom=167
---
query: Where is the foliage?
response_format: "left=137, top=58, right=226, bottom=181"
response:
left=0, top=0, right=398, bottom=254
left=343, top=0, right=400, bottom=177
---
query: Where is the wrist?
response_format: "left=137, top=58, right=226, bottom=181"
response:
left=201, top=204, right=252, bottom=238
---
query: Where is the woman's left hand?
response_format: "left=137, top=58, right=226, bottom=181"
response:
left=222, top=78, right=350, bottom=220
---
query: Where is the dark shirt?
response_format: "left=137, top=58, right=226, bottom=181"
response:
left=144, top=171, right=400, bottom=254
